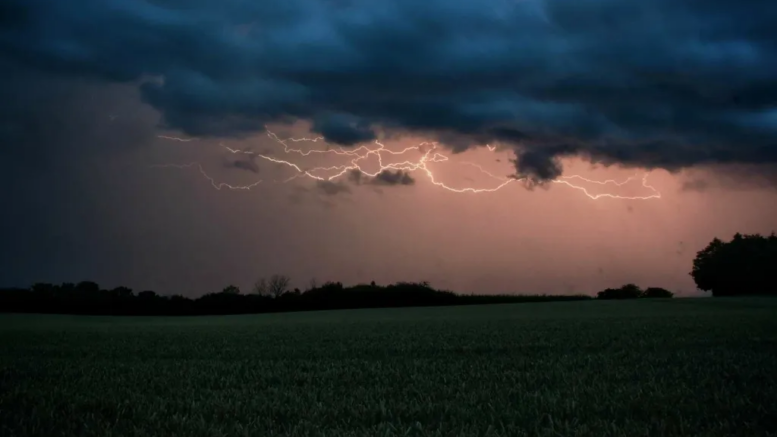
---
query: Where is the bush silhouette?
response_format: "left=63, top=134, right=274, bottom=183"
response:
left=596, top=284, right=675, bottom=299
left=597, top=283, right=644, bottom=299
left=643, top=287, right=674, bottom=298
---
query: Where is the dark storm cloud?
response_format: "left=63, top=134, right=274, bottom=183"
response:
left=680, top=178, right=710, bottom=193
left=315, top=180, right=351, bottom=196
left=371, top=170, right=416, bottom=186
left=311, top=113, right=377, bottom=146
left=511, top=149, right=565, bottom=181
left=0, top=57, right=155, bottom=165
left=347, top=169, right=364, bottom=185
left=2, top=0, right=777, bottom=182
left=346, top=169, right=415, bottom=186
left=0, top=57, right=158, bottom=288
left=680, top=163, right=777, bottom=192
left=230, top=160, right=260, bottom=174
left=224, top=156, right=260, bottom=174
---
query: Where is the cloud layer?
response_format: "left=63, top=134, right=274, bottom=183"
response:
left=2, top=0, right=776, bottom=181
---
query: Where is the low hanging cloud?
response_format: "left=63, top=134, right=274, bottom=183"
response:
left=679, top=163, right=777, bottom=192
left=371, top=170, right=416, bottom=186
left=348, top=169, right=416, bottom=187
left=2, top=0, right=777, bottom=183
left=311, top=113, right=377, bottom=146
left=224, top=155, right=260, bottom=174
left=315, top=180, right=351, bottom=196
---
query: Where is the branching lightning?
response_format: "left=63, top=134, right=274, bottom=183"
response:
left=150, top=162, right=263, bottom=190
left=153, top=131, right=662, bottom=200
left=157, top=135, right=199, bottom=142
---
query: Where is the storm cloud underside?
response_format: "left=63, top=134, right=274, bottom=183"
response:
left=1, top=0, right=777, bottom=181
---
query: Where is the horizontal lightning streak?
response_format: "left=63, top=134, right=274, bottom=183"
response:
left=153, top=129, right=662, bottom=200
left=150, top=163, right=262, bottom=190
left=157, top=135, right=198, bottom=142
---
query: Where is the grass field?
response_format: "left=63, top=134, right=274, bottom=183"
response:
left=1, top=298, right=776, bottom=437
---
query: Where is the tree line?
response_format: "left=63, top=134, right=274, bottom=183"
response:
left=0, top=233, right=773, bottom=315
left=0, top=278, right=592, bottom=316
left=596, top=284, right=674, bottom=300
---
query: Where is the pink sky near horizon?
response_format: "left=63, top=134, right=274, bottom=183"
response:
left=6, top=81, right=771, bottom=298
left=73, top=116, right=777, bottom=298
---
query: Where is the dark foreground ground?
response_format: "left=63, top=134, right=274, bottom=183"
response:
left=1, top=298, right=776, bottom=437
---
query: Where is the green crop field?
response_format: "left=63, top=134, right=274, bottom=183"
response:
left=1, top=298, right=776, bottom=437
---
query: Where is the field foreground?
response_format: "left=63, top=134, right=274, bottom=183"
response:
left=1, top=298, right=776, bottom=437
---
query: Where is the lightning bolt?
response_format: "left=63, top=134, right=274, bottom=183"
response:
left=153, top=129, right=662, bottom=200
left=553, top=174, right=661, bottom=200
left=157, top=135, right=198, bottom=142
left=150, top=163, right=262, bottom=190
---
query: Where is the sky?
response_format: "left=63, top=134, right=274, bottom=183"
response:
left=1, top=0, right=776, bottom=297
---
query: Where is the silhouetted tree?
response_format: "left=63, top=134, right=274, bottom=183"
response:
left=76, top=281, right=100, bottom=294
left=597, top=283, right=643, bottom=299
left=111, top=286, right=133, bottom=298
left=320, top=281, right=344, bottom=292
left=268, top=274, right=291, bottom=297
left=252, top=278, right=269, bottom=296
left=221, top=285, right=241, bottom=295
left=691, top=232, right=777, bottom=297
left=137, top=290, right=158, bottom=300
left=643, top=287, right=674, bottom=298
left=30, top=283, right=52, bottom=294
